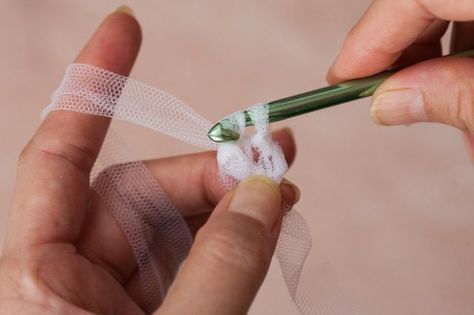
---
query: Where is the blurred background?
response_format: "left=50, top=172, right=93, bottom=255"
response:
left=1, top=1, right=473, bottom=314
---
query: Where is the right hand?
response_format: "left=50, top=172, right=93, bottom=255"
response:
left=327, top=0, right=474, bottom=160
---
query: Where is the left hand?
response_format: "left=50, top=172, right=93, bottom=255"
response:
left=0, top=7, right=299, bottom=315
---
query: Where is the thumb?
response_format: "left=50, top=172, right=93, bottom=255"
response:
left=371, top=57, right=474, bottom=134
left=156, top=176, right=299, bottom=315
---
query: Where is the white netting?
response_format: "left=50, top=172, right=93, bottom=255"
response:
left=43, top=63, right=358, bottom=315
left=42, top=64, right=216, bottom=149
left=91, top=131, right=192, bottom=313
left=217, top=103, right=287, bottom=188
left=221, top=103, right=356, bottom=315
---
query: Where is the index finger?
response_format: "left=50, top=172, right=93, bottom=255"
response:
left=5, top=8, right=141, bottom=250
left=327, top=0, right=474, bottom=83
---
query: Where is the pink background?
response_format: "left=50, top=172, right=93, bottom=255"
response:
left=1, top=1, right=473, bottom=314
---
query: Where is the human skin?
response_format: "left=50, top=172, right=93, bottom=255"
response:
left=327, top=0, right=474, bottom=160
left=0, top=7, right=299, bottom=315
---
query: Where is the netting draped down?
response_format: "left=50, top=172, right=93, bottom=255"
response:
left=43, top=64, right=358, bottom=315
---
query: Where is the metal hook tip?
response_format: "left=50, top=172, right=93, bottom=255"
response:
left=207, top=122, right=241, bottom=143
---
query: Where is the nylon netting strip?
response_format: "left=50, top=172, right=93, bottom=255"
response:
left=43, top=63, right=358, bottom=315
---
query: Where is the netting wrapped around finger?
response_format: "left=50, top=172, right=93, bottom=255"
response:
left=44, top=63, right=358, bottom=315
left=91, top=131, right=193, bottom=312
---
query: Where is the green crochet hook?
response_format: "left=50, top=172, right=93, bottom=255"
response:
left=208, top=49, right=474, bottom=143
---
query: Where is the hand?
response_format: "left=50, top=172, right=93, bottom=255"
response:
left=327, top=0, right=474, bottom=160
left=0, top=7, right=299, bottom=315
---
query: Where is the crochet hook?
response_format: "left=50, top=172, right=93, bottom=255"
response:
left=208, top=49, right=474, bottom=143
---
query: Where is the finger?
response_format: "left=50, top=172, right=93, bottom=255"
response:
left=370, top=56, right=474, bottom=134
left=124, top=177, right=300, bottom=310
left=156, top=176, right=296, bottom=315
left=394, top=19, right=448, bottom=67
left=5, top=7, right=141, bottom=250
left=144, top=127, right=297, bottom=216
left=327, top=0, right=474, bottom=83
left=75, top=128, right=297, bottom=285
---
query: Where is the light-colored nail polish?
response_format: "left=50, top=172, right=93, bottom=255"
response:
left=281, top=178, right=300, bottom=204
left=115, top=5, right=134, bottom=17
left=229, top=176, right=281, bottom=231
left=371, top=88, right=426, bottom=125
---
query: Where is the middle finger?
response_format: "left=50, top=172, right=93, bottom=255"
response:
left=75, top=129, right=296, bottom=284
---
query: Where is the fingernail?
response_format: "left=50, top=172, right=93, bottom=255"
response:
left=280, top=127, right=294, bottom=137
left=281, top=178, right=300, bottom=204
left=229, top=176, right=281, bottom=231
left=115, top=5, right=134, bottom=16
left=371, top=88, right=426, bottom=125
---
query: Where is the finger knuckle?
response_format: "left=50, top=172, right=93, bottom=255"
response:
left=0, top=256, right=48, bottom=304
left=17, top=137, right=96, bottom=176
